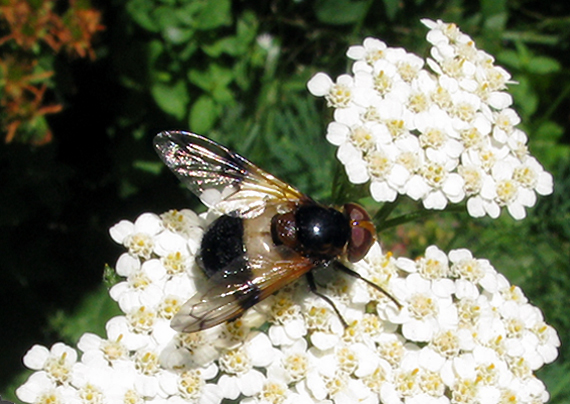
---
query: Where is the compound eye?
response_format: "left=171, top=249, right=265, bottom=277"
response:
left=348, top=226, right=374, bottom=262
left=344, top=203, right=376, bottom=262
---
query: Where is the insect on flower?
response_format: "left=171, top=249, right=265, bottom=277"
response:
left=154, top=131, right=398, bottom=333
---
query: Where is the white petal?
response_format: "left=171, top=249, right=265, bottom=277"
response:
left=153, top=231, right=187, bottom=256
left=370, top=181, right=397, bottom=202
left=334, top=106, right=362, bottom=126
left=346, top=45, right=366, bottom=60
left=426, top=57, right=443, bottom=74
left=402, top=318, right=434, bottom=342
left=218, top=374, right=240, bottom=400
left=141, top=259, right=166, bottom=281
left=538, top=343, right=559, bottom=364
left=284, top=318, right=307, bottom=340
left=480, top=177, right=497, bottom=199
left=487, top=92, right=513, bottom=109
left=346, top=161, right=369, bottom=184
left=248, top=334, right=276, bottom=367
left=396, top=257, right=417, bottom=273
left=405, top=175, right=428, bottom=200
left=484, top=200, right=501, bottom=218
left=307, top=73, right=333, bottom=97
left=49, top=342, right=77, bottom=364
left=109, top=281, right=128, bottom=301
left=536, top=171, right=553, bottom=195
left=455, top=278, right=479, bottom=299
left=337, top=142, right=360, bottom=165
left=443, top=174, right=465, bottom=201
left=388, top=164, right=411, bottom=187
left=238, top=370, right=265, bottom=396
left=109, top=220, right=134, bottom=244
left=311, top=331, right=339, bottom=351
left=419, top=347, right=445, bottom=371
left=421, top=18, right=438, bottom=29
left=337, top=74, right=354, bottom=86
left=23, top=345, right=50, bottom=370
left=491, top=160, right=514, bottom=180
left=16, top=372, right=54, bottom=402
left=423, top=190, right=448, bottom=210
left=134, top=374, right=159, bottom=397
left=467, top=196, right=486, bottom=218
left=157, top=371, right=178, bottom=395
left=507, top=202, right=526, bottom=220
left=326, top=121, right=350, bottom=146
left=306, top=371, right=328, bottom=400
left=199, top=384, right=225, bottom=404
left=77, top=333, right=102, bottom=353
left=115, top=253, right=140, bottom=277
left=518, top=187, right=537, bottom=207
left=134, top=212, right=163, bottom=235
left=117, top=290, right=141, bottom=312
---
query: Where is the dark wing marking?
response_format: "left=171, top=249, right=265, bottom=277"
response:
left=171, top=253, right=315, bottom=333
left=154, top=131, right=307, bottom=218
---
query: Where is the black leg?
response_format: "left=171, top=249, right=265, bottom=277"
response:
left=333, top=261, right=401, bottom=308
left=305, top=271, right=349, bottom=328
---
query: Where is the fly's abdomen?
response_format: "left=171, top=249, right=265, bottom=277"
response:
left=197, top=215, right=245, bottom=278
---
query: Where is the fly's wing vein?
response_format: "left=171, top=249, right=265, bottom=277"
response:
left=171, top=254, right=314, bottom=333
left=154, top=131, right=307, bottom=218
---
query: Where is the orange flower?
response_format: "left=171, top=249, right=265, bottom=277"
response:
left=0, top=0, right=104, bottom=143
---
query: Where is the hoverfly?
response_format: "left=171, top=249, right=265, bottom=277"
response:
left=154, top=131, right=397, bottom=333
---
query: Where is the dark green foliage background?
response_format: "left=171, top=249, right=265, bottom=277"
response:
left=2, top=0, right=570, bottom=401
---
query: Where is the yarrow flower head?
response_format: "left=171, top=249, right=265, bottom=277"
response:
left=308, top=19, right=553, bottom=219
left=16, top=19, right=558, bottom=404
left=17, top=208, right=559, bottom=404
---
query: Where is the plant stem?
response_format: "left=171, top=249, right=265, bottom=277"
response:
left=372, top=197, right=400, bottom=227
left=377, top=204, right=464, bottom=232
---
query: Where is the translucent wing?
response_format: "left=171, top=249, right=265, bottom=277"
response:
left=171, top=252, right=314, bottom=333
left=154, top=131, right=308, bottom=218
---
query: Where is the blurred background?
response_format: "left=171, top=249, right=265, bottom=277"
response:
left=1, top=0, right=569, bottom=401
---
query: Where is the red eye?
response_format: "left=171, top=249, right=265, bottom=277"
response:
left=344, top=203, right=376, bottom=262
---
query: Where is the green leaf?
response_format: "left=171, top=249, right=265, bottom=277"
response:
left=202, top=36, right=241, bottom=57
left=163, top=25, right=194, bottom=45
left=235, top=10, right=259, bottom=46
left=201, top=12, right=258, bottom=57
left=497, top=49, right=521, bottom=69
left=188, top=64, right=234, bottom=92
left=126, top=0, right=159, bottom=32
left=189, top=95, right=220, bottom=133
left=483, top=12, right=507, bottom=32
left=179, top=41, right=199, bottom=61
left=153, top=5, right=179, bottom=31
left=151, top=80, right=190, bottom=120
left=527, top=56, right=561, bottom=74
left=510, top=75, right=538, bottom=116
left=382, top=0, right=401, bottom=20
left=536, top=121, right=564, bottom=143
left=103, top=264, right=121, bottom=288
left=148, top=40, right=165, bottom=67
left=194, top=0, right=232, bottom=30
left=499, top=46, right=561, bottom=75
left=49, top=285, right=122, bottom=342
left=537, top=362, right=570, bottom=401
left=315, top=0, right=369, bottom=25
left=176, top=1, right=205, bottom=26
left=481, top=0, right=507, bottom=29
left=481, top=0, right=506, bottom=15
left=212, top=85, right=235, bottom=104
left=133, top=160, right=164, bottom=175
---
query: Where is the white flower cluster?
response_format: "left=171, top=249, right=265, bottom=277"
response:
left=307, top=19, right=553, bottom=219
left=17, top=210, right=559, bottom=404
